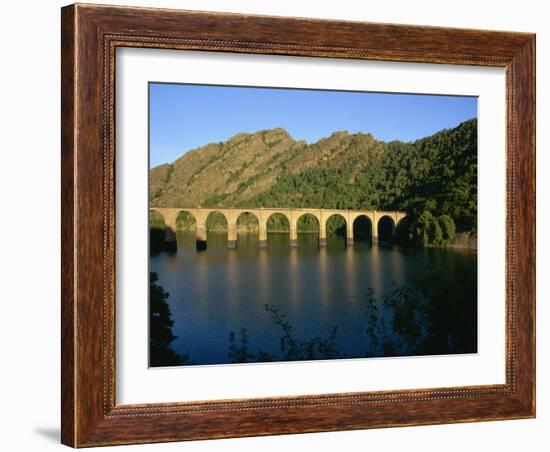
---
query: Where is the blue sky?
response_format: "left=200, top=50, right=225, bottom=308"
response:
left=149, top=83, right=477, bottom=167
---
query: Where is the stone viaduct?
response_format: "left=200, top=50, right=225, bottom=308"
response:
left=151, top=207, right=406, bottom=249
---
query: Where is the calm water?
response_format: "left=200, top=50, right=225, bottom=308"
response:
left=150, top=231, right=477, bottom=366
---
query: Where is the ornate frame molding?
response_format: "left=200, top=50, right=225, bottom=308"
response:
left=61, top=4, right=535, bottom=447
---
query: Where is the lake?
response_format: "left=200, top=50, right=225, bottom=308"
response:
left=150, top=231, right=477, bottom=366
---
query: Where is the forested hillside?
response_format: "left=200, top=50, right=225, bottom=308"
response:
left=150, top=119, right=477, bottom=246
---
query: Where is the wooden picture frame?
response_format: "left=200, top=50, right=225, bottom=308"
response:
left=61, top=3, right=535, bottom=447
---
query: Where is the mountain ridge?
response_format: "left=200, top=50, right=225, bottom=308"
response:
left=150, top=126, right=386, bottom=208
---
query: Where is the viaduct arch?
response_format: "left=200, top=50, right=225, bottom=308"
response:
left=150, top=207, right=407, bottom=250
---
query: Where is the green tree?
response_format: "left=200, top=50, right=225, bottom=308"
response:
left=439, top=214, right=456, bottom=244
left=149, top=211, right=166, bottom=253
left=149, top=272, right=185, bottom=367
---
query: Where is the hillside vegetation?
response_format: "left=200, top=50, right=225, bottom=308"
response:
left=150, top=119, right=477, bottom=246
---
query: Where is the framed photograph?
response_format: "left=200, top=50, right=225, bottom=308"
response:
left=61, top=3, right=535, bottom=447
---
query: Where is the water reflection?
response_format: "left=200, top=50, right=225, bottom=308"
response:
left=150, top=231, right=477, bottom=366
